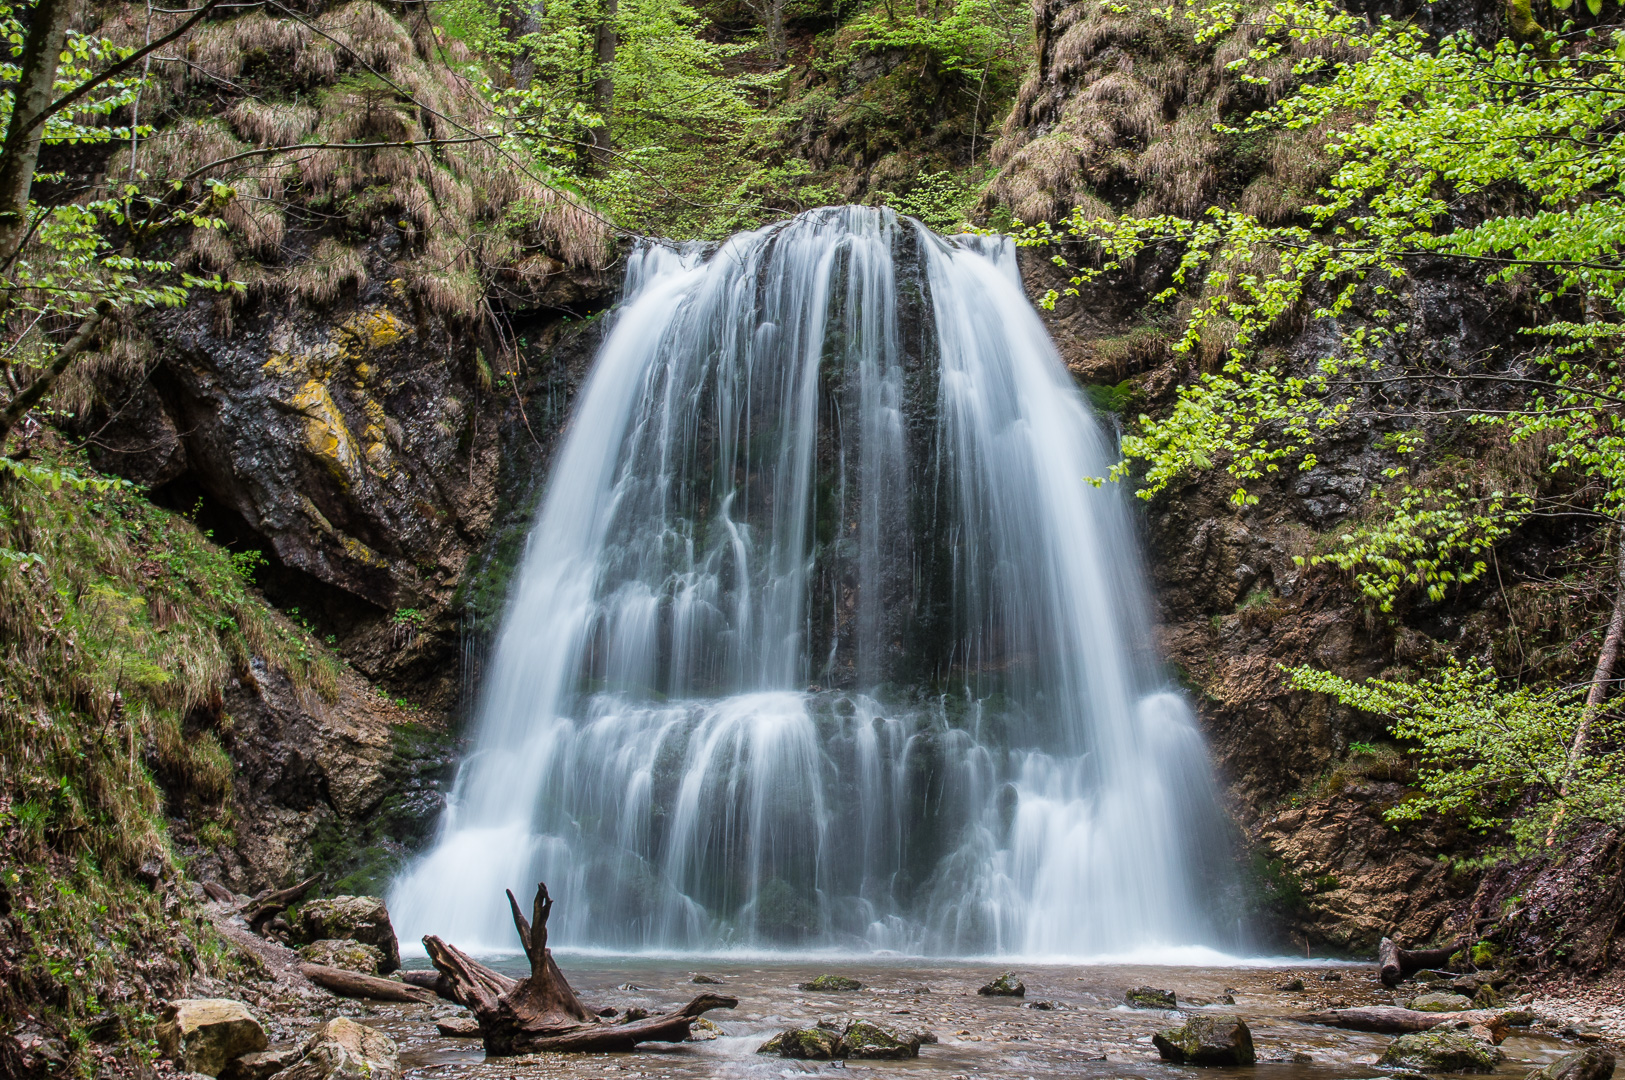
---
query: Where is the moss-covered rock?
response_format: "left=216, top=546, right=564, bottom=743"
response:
left=156, top=999, right=269, bottom=1077
left=798, top=974, right=862, bottom=992
left=842, top=1021, right=919, bottom=1060
left=687, top=1018, right=721, bottom=1042
left=293, top=896, right=399, bottom=973
left=1378, top=1031, right=1502, bottom=1073
left=1152, top=1014, right=1255, bottom=1066
left=1408, top=992, right=1473, bottom=1012
left=1126, top=986, right=1176, bottom=1009
left=762, top=1028, right=844, bottom=1059
left=977, top=972, right=1025, bottom=997
left=1526, top=1047, right=1616, bottom=1080
left=297, top=939, right=382, bottom=975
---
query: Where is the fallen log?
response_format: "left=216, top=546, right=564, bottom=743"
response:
left=423, top=882, right=737, bottom=1055
left=242, top=875, right=320, bottom=935
left=300, top=963, right=436, bottom=1004
left=1378, top=937, right=1459, bottom=987
left=1291, top=1006, right=1527, bottom=1044
left=400, top=969, right=458, bottom=1001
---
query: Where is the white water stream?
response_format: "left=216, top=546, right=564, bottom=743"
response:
left=390, top=207, right=1240, bottom=957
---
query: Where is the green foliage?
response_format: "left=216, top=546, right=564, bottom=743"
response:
left=1287, top=661, right=1625, bottom=851
left=876, top=169, right=977, bottom=232
left=1301, top=483, right=1534, bottom=611
left=842, top=0, right=1022, bottom=74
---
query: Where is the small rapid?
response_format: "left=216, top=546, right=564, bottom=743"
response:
left=390, top=206, right=1241, bottom=957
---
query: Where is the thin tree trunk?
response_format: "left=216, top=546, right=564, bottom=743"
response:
left=0, top=0, right=75, bottom=264
left=590, top=0, right=617, bottom=164
left=1548, top=518, right=1625, bottom=843
left=767, top=0, right=785, bottom=64
left=0, top=300, right=111, bottom=448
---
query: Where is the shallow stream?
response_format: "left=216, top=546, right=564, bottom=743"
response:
left=367, top=958, right=1575, bottom=1080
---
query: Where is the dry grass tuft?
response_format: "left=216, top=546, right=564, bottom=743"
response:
left=275, top=237, right=369, bottom=307
left=225, top=100, right=318, bottom=146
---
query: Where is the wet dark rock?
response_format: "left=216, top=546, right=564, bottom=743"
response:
left=595, top=1007, right=617, bottom=1018
left=1258, top=1049, right=1315, bottom=1063
left=1379, top=1031, right=1502, bottom=1073
left=616, top=982, right=643, bottom=991
left=691, top=973, right=722, bottom=984
left=434, top=1018, right=481, bottom=1038
left=1126, top=987, right=1177, bottom=1009
left=618, top=1007, right=650, bottom=1023
left=1322, top=972, right=1343, bottom=982
left=978, top=973, right=1026, bottom=997
left=1152, top=1014, right=1256, bottom=1066
left=1277, top=977, right=1306, bottom=992
left=1023, top=1000, right=1060, bottom=1010
left=799, top=975, right=862, bottom=992
left=842, top=1021, right=920, bottom=1060
left=760, top=1028, right=843, bottom=1059
left=1526, top=1047, right=1616, bottom=1080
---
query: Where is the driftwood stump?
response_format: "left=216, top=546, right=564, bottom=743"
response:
left=423, top=883, right=737, bottom=1054
left=1378, top=936, right=1459, bottom=986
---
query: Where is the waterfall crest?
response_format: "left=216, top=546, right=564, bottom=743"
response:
left=390, top=206, right=1240, bottom=956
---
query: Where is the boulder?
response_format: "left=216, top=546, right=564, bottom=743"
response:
left=219, top=1047, right=301, bottom=1080
left=978, top=972, right=1025, bottom=997
left=1526, top=1047, right=1616, bottom=1080
left=434, top=1018, right=481, bottom=1038
left=687, top=1018, right=721, bottom=1042
left=297, top=940, right=383, bottom=976
left=1409, top=992, right=1474, bottom=1013
left=295, top=897, right=400, bottom=973
left=277, top=1018, right=399, bottom=1080
left=1277, top=977, right=1306, bottom=992
left=1126, top=987, right=1177, bottom=1009
left=843, top=1021, right=919, bottom=1060
left=691, top=974, right=722, bottom=984
left=1379, top=1031, right=1502, bottom=1073
left=760, top=1028, right=843, bottom=1059
left=798, top=974, right=862, bottom=992
left=156, top=1000, right=269, bottom=1077
left=1152, top=1014, right=1255, bottom=1066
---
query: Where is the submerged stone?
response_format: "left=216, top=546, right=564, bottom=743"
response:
left=1126, top=986, right=1177, bottom=1009
left=1152, top=1013, right=1255, bottom=1066
left=1378, top=1031, right=1502, bottom=1073
left=799, top=974, right=862, bottom=992
left=978, top=972, right=1025, bottom=997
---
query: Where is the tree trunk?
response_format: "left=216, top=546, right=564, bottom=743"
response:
left=400, top=969, right=458, bottom=1001
left=300, top=964, right=437, bottom=1004
left=1548, top=519, right=1625, bottom=844
left=422, top=882, right=738, bottom=1055
left=239, top=873, right=320, bottom=935
left=0, top=0, right=74, bottom=264
left=1291, top=1005, right=1520, bottom=1044
left=766, top=0, right=785, bottom=63
left=590, top=0, right=617, bottom=163
left=1378, top=936, right=1458, bottom=987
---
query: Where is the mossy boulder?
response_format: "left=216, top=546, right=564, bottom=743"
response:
left=798, top=974, right=862, bottom=992
left=687, top=1018, right=722, bottom=1042
left=1126, top=986, right=1177, bottom=1009
left=297, top=939, right=382, bottom=975
left=1152, top=1014, right=1256, bottom=1066
left=294, top=897, right=399, bottom=973
left=1378, top=1031, right=1502, bottom=1073
left=843, top=1021, right=920, bottom=1060
left=156, top=999, right=269, bottom=1077
left=1526, top=1047, right=1616, bottom=1080
left=977, top=972, right=1025, bottom=997
left=758, top=1028, right=843, bottom=1059
left=1409, top=992, right=1474, bottom=1013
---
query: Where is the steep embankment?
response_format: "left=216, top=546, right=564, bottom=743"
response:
left=986, top=0, right=1625, bottom=966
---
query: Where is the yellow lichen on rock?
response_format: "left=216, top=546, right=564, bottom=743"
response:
left=289, top=380, right=362, bottom=483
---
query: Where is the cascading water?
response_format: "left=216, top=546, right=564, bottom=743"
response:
left=390, top=206, right=1241, bottom=957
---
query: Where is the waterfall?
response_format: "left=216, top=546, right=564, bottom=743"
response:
left=389, top=206, right=1240, bottom=957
